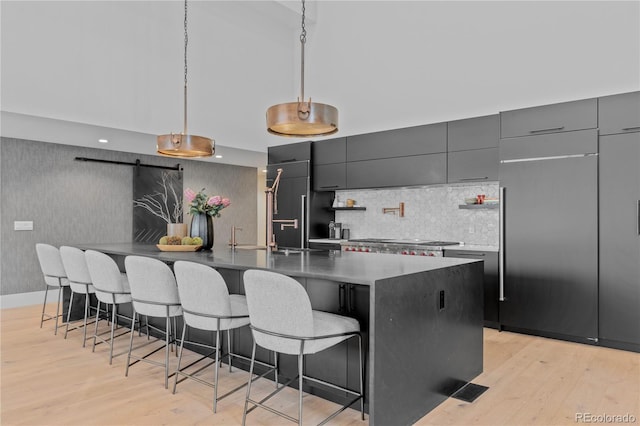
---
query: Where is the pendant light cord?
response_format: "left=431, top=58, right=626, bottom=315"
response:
left=298, top=0, right=309, bottom=116
left=183, top=0, right=189, bottom=135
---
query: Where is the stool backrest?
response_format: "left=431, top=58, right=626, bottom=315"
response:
left=243, top=269, right=314, bottom=354
left=35, top=243, right=67, bottom=286
left=85, top=250, right=130, bottom=304
left=173, top=261, right=233, bottom=329
left=60, top=246, right=92, bottom=293
left=124, top=256, right=181, bottom=318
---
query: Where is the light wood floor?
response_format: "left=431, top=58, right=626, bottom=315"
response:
left=1, top=304, right=639, bottom=425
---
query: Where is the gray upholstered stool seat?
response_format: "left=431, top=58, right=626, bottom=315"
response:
left=172, top=261, right=276, bottom=412
left=36, top=243, right=71, bottom=335
left=124, top=255, right=183, bottom=389
left=60, top=246, right=100, bottom=347
left=242, top=269, right=365, bottom=426
left=85, top=250, right=136, bottom=364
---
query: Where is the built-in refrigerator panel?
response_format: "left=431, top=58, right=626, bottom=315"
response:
left=499, top=129, right=598, bottom=340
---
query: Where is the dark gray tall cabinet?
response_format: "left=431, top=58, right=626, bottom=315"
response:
left=598, top=92, right=640, bottom=352
left=499, top=99, right=599, bottom=343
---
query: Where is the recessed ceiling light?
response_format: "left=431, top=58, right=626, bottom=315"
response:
left=98, top=138, right=108, bottom=144
left=215, top=155, right=223, bottom=159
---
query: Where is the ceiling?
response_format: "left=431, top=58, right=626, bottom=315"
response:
left=2, top=1, right=639, bottom=168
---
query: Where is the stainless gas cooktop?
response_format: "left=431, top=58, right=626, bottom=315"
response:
left=348, top=238, right=459, bottom=247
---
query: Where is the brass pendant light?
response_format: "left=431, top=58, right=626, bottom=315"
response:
left=266, top=0, right=338, bottom=137
left=157, top=0, right=214, bottom=157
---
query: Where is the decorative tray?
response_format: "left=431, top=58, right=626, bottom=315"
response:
left=156, top=244, right=202, bottom=252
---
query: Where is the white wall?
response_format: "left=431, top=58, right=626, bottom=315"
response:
left=307, top=1, right=640, bottom=139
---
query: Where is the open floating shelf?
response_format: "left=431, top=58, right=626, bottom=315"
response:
left=459, top=204, right=499, bottom=210
left=331, top=207, right=366, bottom=211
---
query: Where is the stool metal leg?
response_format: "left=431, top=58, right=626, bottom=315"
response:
left=82, top=292, right=90, bottom=347
left=109, top=304, right=119, bottom=364
left=214, top=324, right=221, bottom=413
left=125, top=311, right=137, bottom=377
left=227, top=329, right=232, bottom=373
left=92, top=301, right=102, bottom=352
left=64, top=290, right=75, bottom=339
left=298, top=352, right=304, bottom=426
left=54, top=286, right=63, bottom=335
left=172, top=322, right=188, bottom=394
left=242, top=341, right=258, bottom=426
left=40, top=286, right=50, bottom=328
left=358, top=334, right=365, bottom=420
left=164, top=310, right=170, bottom=389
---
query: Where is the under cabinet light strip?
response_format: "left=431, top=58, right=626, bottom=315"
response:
left=500, top=153, right=598, bottom=164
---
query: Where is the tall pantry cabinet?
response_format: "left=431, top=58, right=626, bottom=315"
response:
left=598, top=92, right=640, bottom=352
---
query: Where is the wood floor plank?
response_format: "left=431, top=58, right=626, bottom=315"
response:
left=2, top=304, right=639, bottom=425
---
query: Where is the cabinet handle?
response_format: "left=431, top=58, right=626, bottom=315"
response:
left=460, top=177, right=489, bottom=181
left=529, top=126, right=565, bottom=134
left=637, top=200, right=640, bottom=236
left=339, top=284, right=346, bottom=314
left=499, top=187, right=506, bottom=301
left=455, top=252, right=485, bottom=257
left=301, top=195, right=306, bottom=248
left=622, top=126, right=640, bottom=132
left=349, top=285, right=355, bottom=313
left=320, top=185, right=339, bottom=189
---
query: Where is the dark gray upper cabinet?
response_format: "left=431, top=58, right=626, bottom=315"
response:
left=312, top=137, right=346, bottom=165
left=267, top=141, right=311, bottom=164
left=346, top=153, right=446, bottom=189
left=346, top=122, right=446, bottom=161
left=500, top=98, right=597, bottom=138
left=313, top=163, right=346, bottom=191
left=447, top=115, right=499, bottom=151
left=447, top=148, right=499, bottom=183
left=598, top=91, right=640, bottom=136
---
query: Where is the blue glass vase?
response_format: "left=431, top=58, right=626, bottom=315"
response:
left=190, top=213, right=214, bottom=250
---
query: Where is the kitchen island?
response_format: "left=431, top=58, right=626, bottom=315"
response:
left=79, top=243, right=483, bottom=426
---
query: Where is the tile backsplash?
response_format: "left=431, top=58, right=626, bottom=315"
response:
left=334, top=183, right=499, bottom=246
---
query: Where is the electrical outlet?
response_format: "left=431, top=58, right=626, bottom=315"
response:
left=14, top=221, right=33, bottom=231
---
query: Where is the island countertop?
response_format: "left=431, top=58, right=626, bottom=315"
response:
left=77, top=242, right=480, bottom=286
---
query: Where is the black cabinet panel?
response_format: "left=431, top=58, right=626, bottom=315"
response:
left=313, top=163, right=346, bottom=191
left=347, top=122, right=446, bottom=161
left=268, top=141, right=311, bottom=164
left=500, top=98, right=597, bottom=138
left=599, top=132, right=640, bottom=348
left=444, top=250, right=499, bottom=327
left=448, top=115, right=499, bottom=151
left=598, top=91, right=640, bottom=136
left=313, top=137, right=347, bottom=165
left=499, top=154, right=598, bottom=340
left=347, top=153, right=446, bottom=189
left=447, top=148, right=498, bottom=183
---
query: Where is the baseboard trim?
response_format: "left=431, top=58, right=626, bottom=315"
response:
left=1, top=291, right=46, bottom=309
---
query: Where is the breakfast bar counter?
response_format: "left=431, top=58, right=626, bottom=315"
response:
left=78, top=242, right=484, bottom=426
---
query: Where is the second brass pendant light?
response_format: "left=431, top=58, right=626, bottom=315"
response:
left=266, top=0, right=339, bottom=137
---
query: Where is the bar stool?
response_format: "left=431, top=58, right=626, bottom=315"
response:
left=60, top=246, right=99, bottom=347
left=242, top=269, right=365, bottom=426
left=124, top=255, right=182, bottom=389
left=85, top=250, right=136, bottom=364
left=35, top=243, right=70, bottom=335
left=172, top=261, right=277, bottom=412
